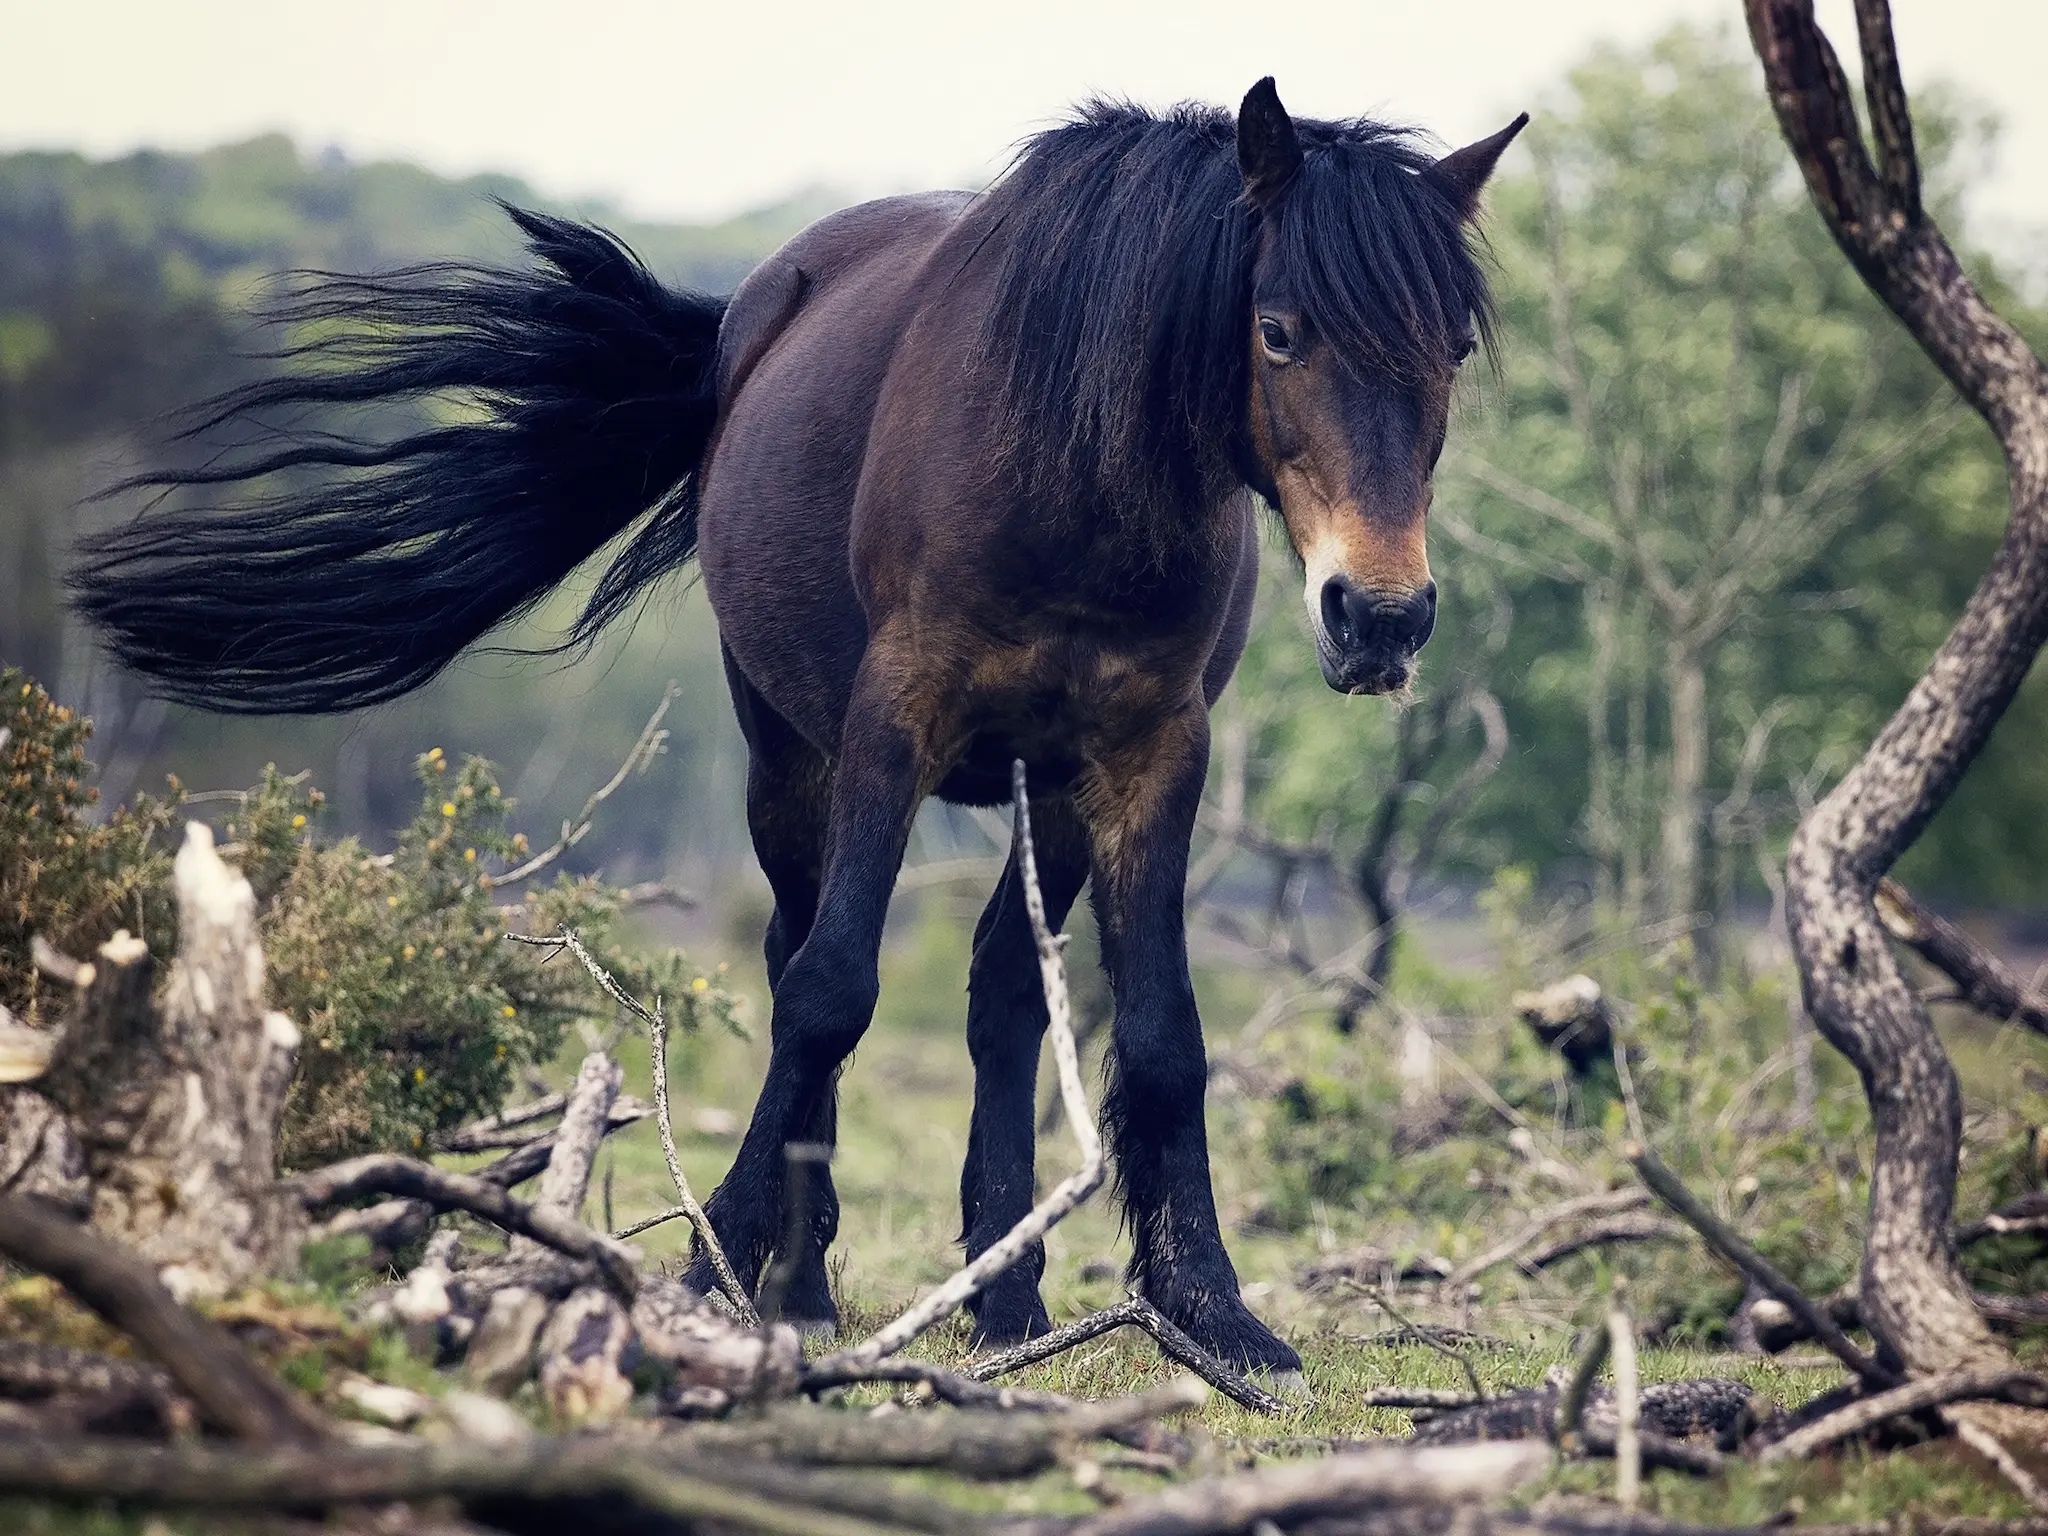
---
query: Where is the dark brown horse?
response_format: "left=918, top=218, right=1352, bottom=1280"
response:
left=76, top=80, right=1522, bottom=1375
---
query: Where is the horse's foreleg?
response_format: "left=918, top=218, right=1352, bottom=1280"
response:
left=699, top=649, right=936, bottom=1332
left=959, top=794, right=1090, bottom=1345
left=1083, top=707, right=1302, bottom=1377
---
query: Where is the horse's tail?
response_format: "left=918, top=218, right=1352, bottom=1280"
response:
left=72, top=205, right=727, bottom=714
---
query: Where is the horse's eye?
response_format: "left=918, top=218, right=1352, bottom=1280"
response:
left=1258, top=317, right=1294, bottom=360
left=1452, top=335, right=1477, bottom=365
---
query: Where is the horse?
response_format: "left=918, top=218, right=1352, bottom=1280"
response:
left=74, top=79, right=1523, bottom=1377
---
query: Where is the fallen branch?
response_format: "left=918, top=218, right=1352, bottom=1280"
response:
left=320, top=1097, right=656, bottom=1253
left=1039, top=1439, right=1552, bottom=1536
left=1358, top=1387, right=1485, bottom=1411
left=1875, top=877, right=2048, bottom=1038
left=482, top=683, right=677, bottom=892
left=1441, top=1188, right=1650, bottom=1290
left=508, top=1048, right=619, bottom=1265
left=649, top=983, right=754, bottom=1323
left=1365, top=1286, right=1486, bottom=1406
left=811, top=760, right=1105, bottom=1378
left=962, top=1293, right=1288, bottom=1415
left=667, top=1378, right=1209, bottom=1480
left=0, top=1433, right=898, bottom=1536
left=1959, top=1192, right=2048, bottom=1247
left=0, top=1193, right=326, bottom=1445
left=1522, top=1213, right=1686, bottom=1272
left=1757, top=1367, right=2048, bottom=1463
left=432, top=1093, right=651, bottom=1156
left=1627, top=1140, right=1894, bottom=1389
left=290, top=1155, right=640, bottom=1299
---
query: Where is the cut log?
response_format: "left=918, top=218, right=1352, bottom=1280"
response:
left=0, top=1088, right=88, bottom=1214
left=535, top=1286, right=634, bottom=1426
left=465, top=1286, right=550, bottom=1395
left=632, top=1277, right=801, bottom=1410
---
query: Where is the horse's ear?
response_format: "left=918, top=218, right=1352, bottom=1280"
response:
left=1237, top=77, right=1304, bottom=208
left=1427, top=113, right=1529, bottom=221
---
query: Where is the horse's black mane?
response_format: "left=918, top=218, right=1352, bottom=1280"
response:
left=980, top=100, right=1494, bottom=548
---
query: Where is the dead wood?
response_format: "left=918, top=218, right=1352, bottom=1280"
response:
left=0, top=1434, right=906, bottom=1536
left=289, top=1154, right=639, bottom=1299
left=1359, top=1387, right=1485, bottom=1411
left=464, top=1285, right=550, bottom=1395
left=536, top=1285, right=634, bottom=1425
left=664, top=1377, right=1208, bottom=1479
left=508, top=1048, right=619, bottom=1264
left=1628, top=1140, right=1893, bottom=1388
left=430, top=1094, right=651, bottom=1157
left=1025, top=1439, right=1552, bottom=1536
left=1756, top=1366, right=2048, bottom=1462
left=962, top=1292, right=1288, bottom=1415
left=814, top=761, right=1107, bottom=1379
left=632, top=1276, right=801, bottom=1408
left=0, top=1192, right=325, bottom=1444
left=27, top=824, right=306, bottom=1295
left=1522, top=1213, right=1685, bottom=1272
left=1959, top=1192, right=2048, bottom=1247
left=1441, top=1189, right=1650, bottom=1290
left=430, top=1091, right=573, bottom=1153
left=0, top=1337, right=177, bottom=1405
left=1876, top=878, right=2048, bottom=1038
left=647, top=975, right=754, bottom=1322
left=482, top=684, right=678, bottom=894
left=1746, top=0, right=2048, bottom=1384
left=0, top=1087, right=88, bottom=1213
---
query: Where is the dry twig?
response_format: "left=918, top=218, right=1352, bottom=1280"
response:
left=1627, top=1140, right=1893, bottom=1389
left=649, top=987, right=755, bottom=1323
left=811, top=760, right=1105, bottom=1377
left=963, top=1293, right=1289, bottom=1415
left=483, top=683, right=678, bottom=892
left=291, top=1155, right=640, bottom=1299
left=1757, top=1367, right=2048, bottom=1463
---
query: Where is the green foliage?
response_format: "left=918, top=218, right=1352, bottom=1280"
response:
left=0, top=666, right=178, bottom=1024
left=0, top=664, right=736, bottom=1168
left=216, top=749, right=739, bottom=1168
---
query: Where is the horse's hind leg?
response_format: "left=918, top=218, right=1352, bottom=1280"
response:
left=687, top=649, right=842, bottom=1327
left=695, top=640, right=935, bottom=1330
left=959, top=795, right=1089, bottom=1345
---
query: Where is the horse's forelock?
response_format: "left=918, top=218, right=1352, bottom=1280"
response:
left=979, top=102, right=1494, bottom=553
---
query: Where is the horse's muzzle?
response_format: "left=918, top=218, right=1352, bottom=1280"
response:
left=1316, top=578, right=1434, bottom=695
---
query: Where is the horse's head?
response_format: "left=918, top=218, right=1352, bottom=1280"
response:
left=1236, top=79, right=1524, bottom=696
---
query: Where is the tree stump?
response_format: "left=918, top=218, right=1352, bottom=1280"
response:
left=23, top=822, right=304, bottom=1298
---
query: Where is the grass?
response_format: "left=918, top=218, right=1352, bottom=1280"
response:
left=6, top=887, right=2041, bottom=1530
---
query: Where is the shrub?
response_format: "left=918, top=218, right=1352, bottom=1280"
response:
left=1, top=667, right=179, bottom=1025
left=0, top=667, right=737, bottom=1168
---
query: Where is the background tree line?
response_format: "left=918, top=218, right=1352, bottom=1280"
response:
left=2, top=24, right=2043, bottom=939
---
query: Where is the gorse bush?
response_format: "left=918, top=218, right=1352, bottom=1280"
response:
left=0, top=666, right=737, bottom=1168
left=1, top=667, right=179, bottom=1025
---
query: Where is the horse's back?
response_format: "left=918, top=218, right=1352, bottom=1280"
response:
left=699, top=192, right=974, bottom=751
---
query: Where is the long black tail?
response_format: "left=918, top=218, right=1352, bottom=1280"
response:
left=72, top=205, right=727, bottom=713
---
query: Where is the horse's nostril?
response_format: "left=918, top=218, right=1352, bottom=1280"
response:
left=1320, top=579, right=1355, bottom=646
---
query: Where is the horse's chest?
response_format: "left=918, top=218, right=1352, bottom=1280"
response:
left=933, top=635, right=1196, bottom=806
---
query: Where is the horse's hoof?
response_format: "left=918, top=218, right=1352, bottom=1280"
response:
left=1252, top=1367, right=1314, bottom=1404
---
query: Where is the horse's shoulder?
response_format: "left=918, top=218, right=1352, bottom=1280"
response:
left=717, top=192, right=973, bottom=403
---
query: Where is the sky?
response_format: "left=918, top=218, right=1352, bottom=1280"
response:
left=3, top=1, right=2044, bottom=252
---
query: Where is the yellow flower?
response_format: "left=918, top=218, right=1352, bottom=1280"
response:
left=464, top=847, right=477, bottom=862
left=691, top=977, right=709, bottom=994
left=413, top=1067, right=425, bottom=1085
left=501, top=1004, right=517, bottom=1018
left=442, top=802, right=456, bottom=817
left=387, top=895, right=400, bottom=907
left=402, top=945, right=416, bottom=960
left=291, top=814, right=306, bottom=829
